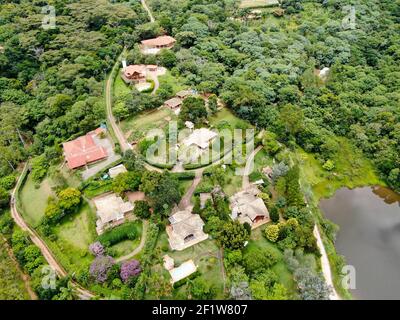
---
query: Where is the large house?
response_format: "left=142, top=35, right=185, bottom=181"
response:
left=183, top=128, right=218, bottom=150
left=230, top=187, right=270, bottom=229
left=93, top=193, right=134, bottom=235
left=63, top=128, right=108, bottom=170
left=141, top=35, right=176, bottom=54
left=166, top=209, right=208, bottom=251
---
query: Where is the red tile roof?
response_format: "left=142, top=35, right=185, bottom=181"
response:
left=63, top=133, right=108, bottom=169
left=141, top=36, right=176, bottom=47
left=124, top=65, right=146, bottom=78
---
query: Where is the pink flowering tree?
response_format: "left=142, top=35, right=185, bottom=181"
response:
left=89, top=241, right=105, bottom=257
left=89, top=255, right=115, bottom=283
left=120, top=259, right=141, bottom=283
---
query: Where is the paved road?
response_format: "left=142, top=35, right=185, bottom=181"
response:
left=116, top=221, right=149, bottom=263
left=10, top=164, right=95, bottom=300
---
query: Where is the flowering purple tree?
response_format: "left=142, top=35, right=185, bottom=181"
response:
left=89, top=255, right=115, bottom=283
left=89, top=241, right=105, bottom=257
left=120, top=259, right=141, bottom=283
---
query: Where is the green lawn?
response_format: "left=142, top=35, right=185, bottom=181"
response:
left=114, top=71, right=131, bottom=99
left=19, top=174, right=53, bottom=227
left=239, top=0, right=279, bottom=8
left=158, top=70, right=187, bottom=94
left=47, top=203, right=97, bottom=273
left=109, top=220, right=143, bottom=258
left=209, top=108, right=252, bottom=130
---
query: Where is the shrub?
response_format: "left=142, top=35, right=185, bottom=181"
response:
left=0, top=175, right=15, bottom=190
left=133, top=200, right=151, bottom=219
left=97, top=222, right=139, bottom=247
left=89, top=242, right=105, bottom=257
left=269, top=206, right=280, bottom=222
left=89, top=255, right=115, bottom=283
left=120, top=259, right=141, bottom=283
left=265, top=224, right=280, bottom=243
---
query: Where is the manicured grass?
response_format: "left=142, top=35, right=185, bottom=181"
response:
left=239, top=0, right=279, bottom=8
left=0, top=237, right=30, bottom=300
left=158, top=70, right=187, bottom=94
left=114, top=71, right=131, bottom=99
left=19, top=166, right=83, bottom=227
left=19, top=174, right=53, bottom=227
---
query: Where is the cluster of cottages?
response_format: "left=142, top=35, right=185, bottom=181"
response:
left=60, top=33, right=272, bottom=284
left=121, top=35, right=176, bottom=91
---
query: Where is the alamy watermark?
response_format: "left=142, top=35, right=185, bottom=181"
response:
left=341, top=265, right=356, bottom=290
left=342, top=5, right=357, bottom=30
left=41, top=265, right=57, bottom=290
left=41, top=5, right=56, bottom=30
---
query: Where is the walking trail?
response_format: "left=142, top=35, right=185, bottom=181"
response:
left=116, top=221, right=149, bottom=262
left=313, top=224, right=341, bottom=300
left=242, top=145, right=263, bottom=189
left=1, top=235, right=37, bottom=300
left=141, top=0, right=155, bottom=22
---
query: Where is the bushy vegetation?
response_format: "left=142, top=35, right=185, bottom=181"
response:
left=97, top=222, right=139, bottom=247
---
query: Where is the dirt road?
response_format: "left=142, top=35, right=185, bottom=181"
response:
left=313, top=224, right=341, bottom=300
left=10, top=164, right=95, bottom=300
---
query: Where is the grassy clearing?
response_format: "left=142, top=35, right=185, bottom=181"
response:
left=19, top=174, right=53, bottom=227
left=295, top=137, right=383, bottom=201
left=158, top=70, right=187, bottom=94
left=209, top=108, right=252, bottom=129
left=48, top=203, right=97, bottom=273
left=239, top=0, right=279, bottom=8
left=0, top=237, right=30, bottom=300
left=114, top=71, right=131, bottom=99
left=121, top=107, right=176, bottom=141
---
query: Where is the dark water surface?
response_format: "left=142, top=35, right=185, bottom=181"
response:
left=319, top=186, right=400, bottom=300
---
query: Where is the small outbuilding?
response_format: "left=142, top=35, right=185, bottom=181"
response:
left=108, top=164, right=128, bottom=179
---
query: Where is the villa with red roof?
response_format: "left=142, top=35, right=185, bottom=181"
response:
left=141, top=35, right=176, bottom=54
left=63, top=129, right=108, bottom=170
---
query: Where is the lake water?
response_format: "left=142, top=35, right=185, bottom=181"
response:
left=319, top=186, right=400, bottom=300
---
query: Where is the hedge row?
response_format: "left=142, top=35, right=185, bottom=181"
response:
left=97, top=221, right=138, bottom=246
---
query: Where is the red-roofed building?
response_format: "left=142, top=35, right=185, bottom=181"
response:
left=141, top=36, right=176, bottom=50
left=63, top=130, right=108, bottom=170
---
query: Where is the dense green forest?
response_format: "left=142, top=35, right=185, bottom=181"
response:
left=0, top=0, right=149, bottom=178
left=0, top=0, right=399, bottom=190
left=145, top=0, right=400, bottom=191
